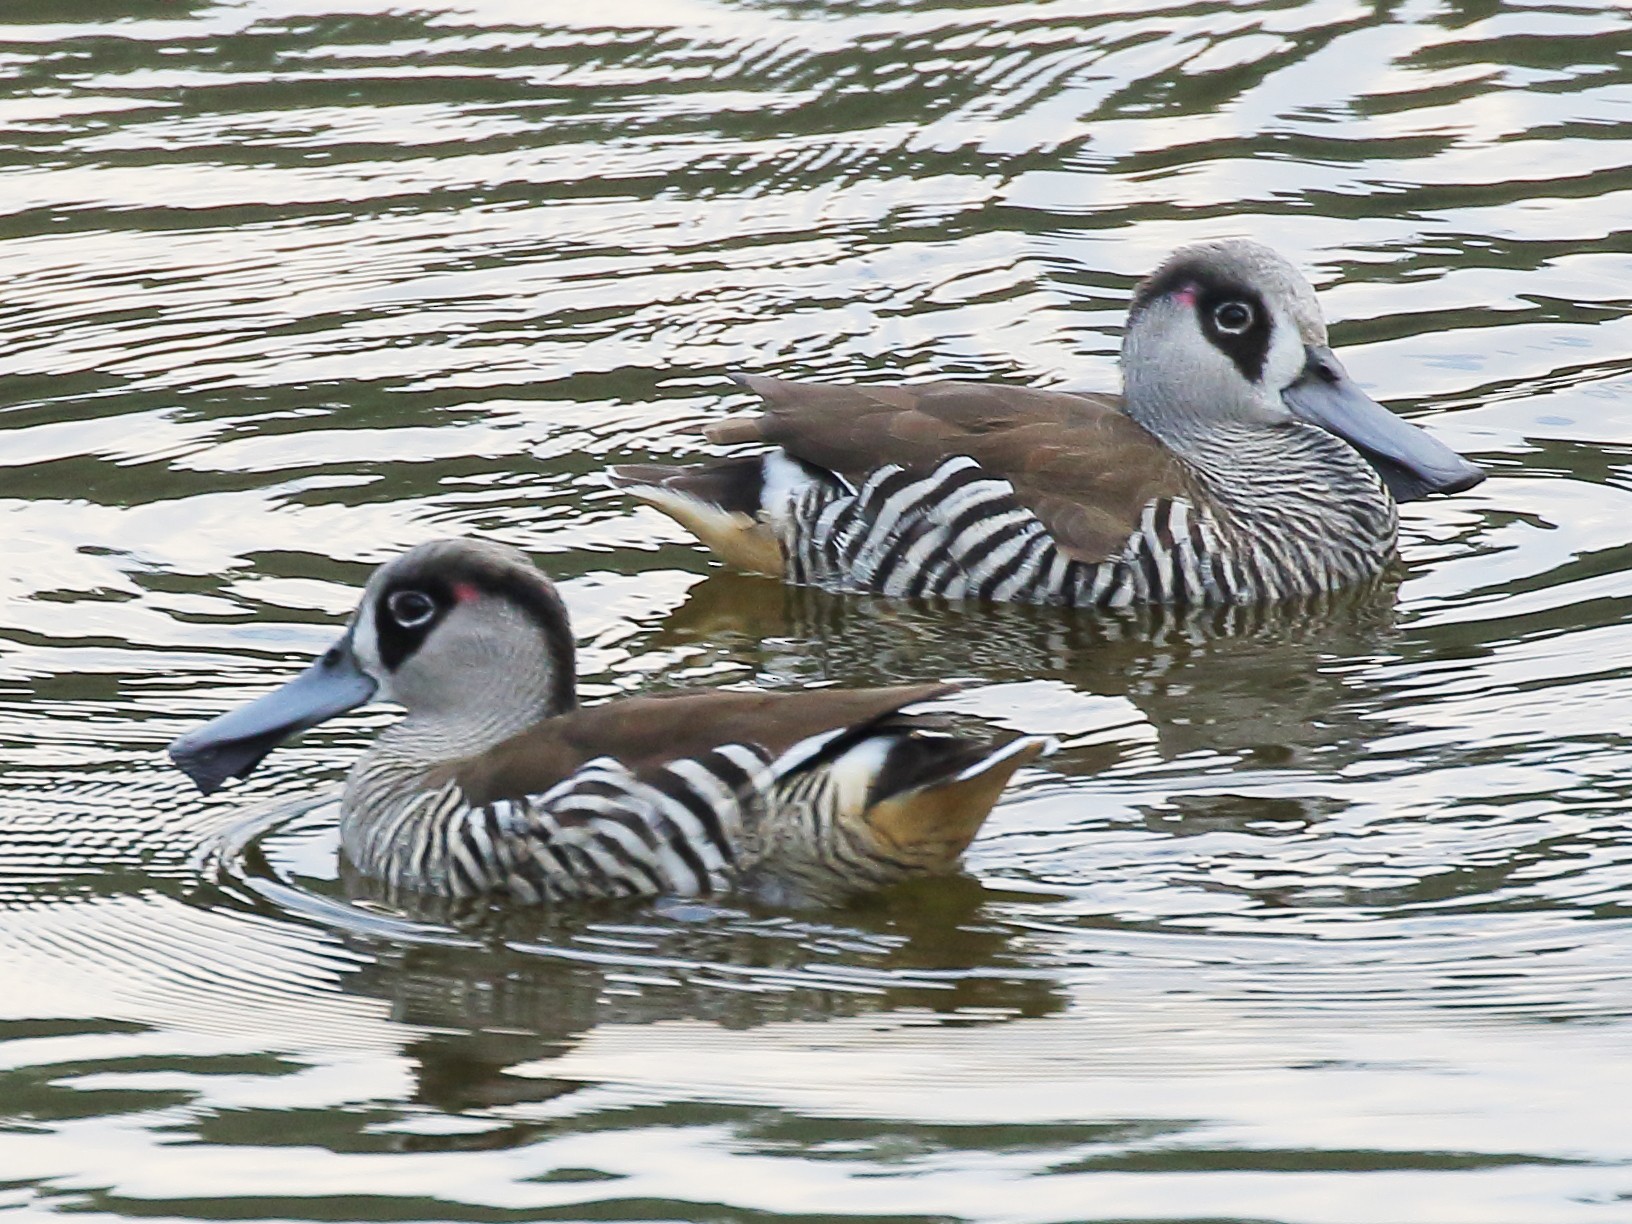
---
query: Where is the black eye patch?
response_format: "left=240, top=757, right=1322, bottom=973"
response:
left=375, top=582, right=450, bottom=671
left=1197, top=286, right=1271, bottom=383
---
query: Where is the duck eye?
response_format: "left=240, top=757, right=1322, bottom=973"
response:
left=387, top=589, right=438, bottom=628
left=1212, top=300, right=1254, bottom=334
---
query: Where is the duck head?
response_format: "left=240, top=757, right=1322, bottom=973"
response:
left=1121, top=239, right=1483, bottom=502
left=169, top=539, right=577, bottom=794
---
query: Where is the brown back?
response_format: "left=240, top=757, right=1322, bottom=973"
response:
left=441, top=682, right=952, bottom=806
left=708, top=376, right=1188, bottom=564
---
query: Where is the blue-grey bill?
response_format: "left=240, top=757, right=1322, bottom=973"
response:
left=168, top=636, right=377, bottom=795
left=1284, top=345, right=1484, bottom=503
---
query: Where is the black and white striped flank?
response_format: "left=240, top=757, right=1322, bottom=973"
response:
left=343, top=743, right=771, bottom=902
left=771, top=428, right=1397, bottom=608
left=339, top=722, right=1007, bottom=907
left=785, top=457, right=1089, bottom=604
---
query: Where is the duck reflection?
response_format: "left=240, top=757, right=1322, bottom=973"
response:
left=328, top=858, right=1064, bottom=1117
left=643, top=571, right=1403, bottom=768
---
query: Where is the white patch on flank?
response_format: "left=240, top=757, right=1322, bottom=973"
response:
left=820, top=736, right=893, bottom=816
left=759, top=450, right=822, bottom=535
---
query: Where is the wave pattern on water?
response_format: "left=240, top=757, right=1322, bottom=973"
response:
left=4, top=1, right=1632, bottom=1221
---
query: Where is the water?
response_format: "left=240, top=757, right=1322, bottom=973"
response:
left=3, top=0, right=1632, bottom=1220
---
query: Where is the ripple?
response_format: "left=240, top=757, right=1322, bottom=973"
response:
left=5, top=0, right=1632, bottom=1219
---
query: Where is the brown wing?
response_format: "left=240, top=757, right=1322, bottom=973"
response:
left=444, top=682, right=953, bottom=806
left=707, top=376, right=1188, bottom=565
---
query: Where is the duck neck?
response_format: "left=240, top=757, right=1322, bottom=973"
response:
left=365, top=645, right=576, bottom=776
left=375, top=702, right=555, bottom=766
left=1175, top=418, right=1386, bottom=512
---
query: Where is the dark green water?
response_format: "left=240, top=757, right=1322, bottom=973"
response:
left=4, top=2, right=1632, bottom=1221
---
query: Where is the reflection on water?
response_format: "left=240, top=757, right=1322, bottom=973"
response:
left=5, top=0, right=1632, bottom=1220
left=654, top=572, right=1408, bottom=763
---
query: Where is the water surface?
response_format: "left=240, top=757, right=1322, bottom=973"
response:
left=5, top=1, right=1632, bottom=1221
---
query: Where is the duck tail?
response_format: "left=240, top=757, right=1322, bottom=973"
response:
left=748, top=707, right=1056, bottom=906
left=862, top=733, right=1056, bottom=869
left=608, top=452, right=827, bottom=577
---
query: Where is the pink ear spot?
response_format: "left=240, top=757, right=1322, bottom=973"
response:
left=452, top=582, right=482, bottom=604
left=1171, top=282, right=1198, bottom=307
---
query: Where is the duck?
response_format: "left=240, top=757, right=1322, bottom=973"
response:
left=610, top=239, right=1483, bottom=608
left=167, top=539, right=1053, bottom=908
